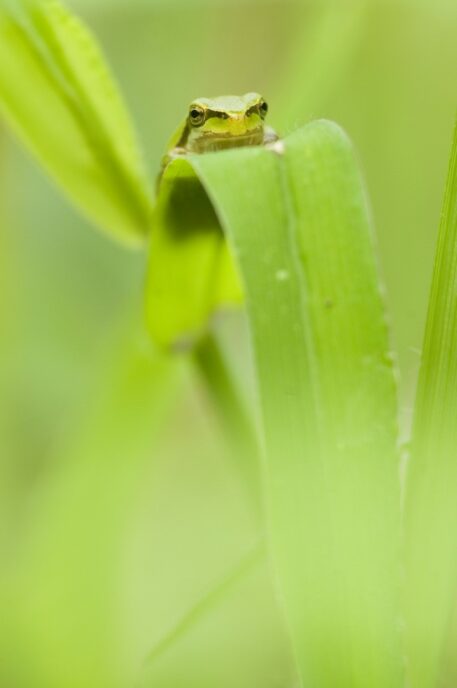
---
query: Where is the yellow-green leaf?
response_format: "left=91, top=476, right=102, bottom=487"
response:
left=145, top=121, right=404, bottom=687
left=404, top=117, right=457, bottom=688
left=0, top=0, right=152, bottom=245
left=146, top=162, right=242, bottom=349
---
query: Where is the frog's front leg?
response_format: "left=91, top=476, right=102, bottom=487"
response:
left=263, top=125, right=279, bottom=146
left=160, top=146, right=188, bottom=172
left=157, top=146, right=188, bottom=189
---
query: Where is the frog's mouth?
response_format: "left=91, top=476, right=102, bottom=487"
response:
left=189, top=129, right=265, bottom=154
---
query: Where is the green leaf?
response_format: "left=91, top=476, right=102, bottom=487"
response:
left=0, top=0, right=152, bottom=245
left=3, top=325, right=183, bottom=688
left=404, top=118, right=457, bottom=688
left=146, top=163, right=242, bottom=349
left=146, top=122, right=401, bottom=687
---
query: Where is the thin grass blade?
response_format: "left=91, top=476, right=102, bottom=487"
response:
left=404, top=118, right=457, bottom=688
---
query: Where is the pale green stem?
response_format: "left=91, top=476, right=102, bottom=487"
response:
left=193, top=332, right=262, bottom=516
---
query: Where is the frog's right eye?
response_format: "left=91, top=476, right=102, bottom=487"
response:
left=189, top=106, right=205, bottom=126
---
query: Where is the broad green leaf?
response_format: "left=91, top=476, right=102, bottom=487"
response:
left=0, top=0, right=152, bottom=245
left=158, top=122, right=403, bottom=687
left=404, top=118, right=457, bottom=688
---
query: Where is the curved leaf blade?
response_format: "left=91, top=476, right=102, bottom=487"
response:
left=187, top=122, right=403, bottom=688
left=146, top=162, right=242, bottom=349
left=0, top=0, right=152, bottom=244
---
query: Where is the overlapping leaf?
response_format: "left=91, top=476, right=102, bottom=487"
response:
left=147, top=122, right=403, bottom=688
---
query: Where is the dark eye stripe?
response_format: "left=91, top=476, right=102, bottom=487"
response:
left=246, top=105, right=259, bottom=117
left=205, top=109, right=230, bottom=120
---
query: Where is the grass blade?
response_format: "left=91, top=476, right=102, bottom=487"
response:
left=0, top=0, right=152, bottom=244
left=2, top=326, right=183, bottom=688
left=404, top=118, right=457, bottom=688
left=188, top=122, right=403, bottom=688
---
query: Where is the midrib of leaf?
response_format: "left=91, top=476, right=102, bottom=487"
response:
left=404, top=118, right=457, bottom=688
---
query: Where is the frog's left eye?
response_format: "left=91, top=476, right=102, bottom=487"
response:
left=259, top=100, right=268, bottom=119
left=189, top=106, right=205, bottom=127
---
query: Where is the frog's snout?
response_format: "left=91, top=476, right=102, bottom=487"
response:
left=229, top=114, right=249, bottom=135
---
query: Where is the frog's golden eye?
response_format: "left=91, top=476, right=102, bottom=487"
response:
left=259, top=100, right=268, bottom=119
left=189, top=106, right=205, bottom=127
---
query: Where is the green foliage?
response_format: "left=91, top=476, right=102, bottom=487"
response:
left=1, top=1, right=457, bottom=687
left=190, top=122, right=403, bottom=688
left=404, top=119, right=457, bottom=688
left=146, top=165, right=242, bottom=349
left=1, top=324, right=184, bottom=688
left=0, top=0, right=152, bottom=244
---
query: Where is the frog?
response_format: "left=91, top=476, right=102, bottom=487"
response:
left=160, top=92, right=278, bottom=176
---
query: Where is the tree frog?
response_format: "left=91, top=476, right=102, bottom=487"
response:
left=160, top=92, right=278, bottom=175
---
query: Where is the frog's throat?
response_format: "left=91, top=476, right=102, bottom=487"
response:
left=187, top=129, right=265, bottom=154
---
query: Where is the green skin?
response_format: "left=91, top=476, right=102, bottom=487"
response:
left=161, top=92, right=278, bottom=174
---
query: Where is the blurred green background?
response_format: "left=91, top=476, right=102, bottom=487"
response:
left=0, top=0, right=456, bottom=686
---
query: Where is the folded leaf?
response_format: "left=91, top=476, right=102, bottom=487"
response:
left=153, top=122, right=403, bottom=688
left=146, top=162, right=242, bottom=349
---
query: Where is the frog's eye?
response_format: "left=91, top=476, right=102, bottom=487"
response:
left=189, top=106, right=205, bottom=127
left=259, top=100, right=268, bottom=119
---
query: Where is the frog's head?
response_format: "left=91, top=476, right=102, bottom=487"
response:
left=185, top=92, right=268, bottom=153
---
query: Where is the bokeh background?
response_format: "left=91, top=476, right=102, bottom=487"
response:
left=1, top=0, right=456, bottom=686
